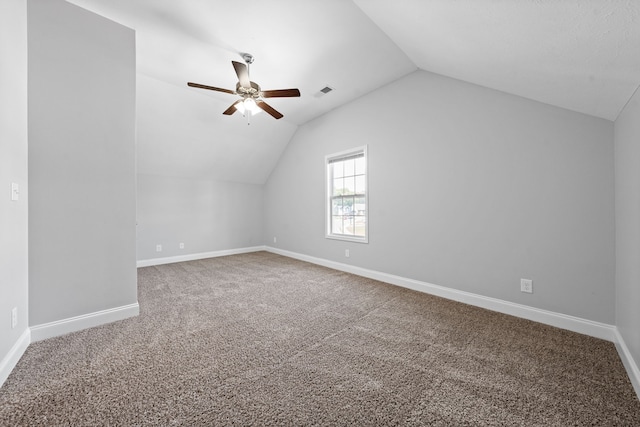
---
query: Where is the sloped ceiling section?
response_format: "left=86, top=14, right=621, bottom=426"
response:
left=354, top=0, right=640, bottom=121
left=136, top=74, right=297, bottom=184
left=66, top=0, right=640, bottom=183
left=66, top=0, right=416, bottom=183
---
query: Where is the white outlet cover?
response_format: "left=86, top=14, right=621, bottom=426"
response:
left=521, top=279, right=533, bottom=293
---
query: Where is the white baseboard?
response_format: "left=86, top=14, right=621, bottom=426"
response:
left=30, top=303, right=140, bottom=342
left=614, top=329, right=640, bottom=399
left=137, top=245, right=267, bottom=268
left=0, top=328, right=30, bottom=388
left=267, top=247, right=640, bottom=399
left=266, top=247, right=617, bottom=342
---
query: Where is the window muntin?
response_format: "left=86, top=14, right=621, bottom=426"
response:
left=326, top=147, right=368, bottom=243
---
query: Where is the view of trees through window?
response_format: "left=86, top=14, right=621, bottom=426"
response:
left=327, top=150, right=366, bottom=240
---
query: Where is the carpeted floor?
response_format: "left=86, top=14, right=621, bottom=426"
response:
left=1, top=251, right=639, bottom=425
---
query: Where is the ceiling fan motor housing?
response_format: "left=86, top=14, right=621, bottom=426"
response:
left=236, top=81, right=261, bottom=100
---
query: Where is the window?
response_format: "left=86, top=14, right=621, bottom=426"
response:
left=326, top=146, right=368, bottom=243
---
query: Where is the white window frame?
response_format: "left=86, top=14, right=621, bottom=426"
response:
left=325, top=145, right=368, bottom=243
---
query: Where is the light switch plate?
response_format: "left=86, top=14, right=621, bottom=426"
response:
left=11, top=183, right=19, bottom=201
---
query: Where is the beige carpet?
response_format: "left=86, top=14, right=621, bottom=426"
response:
left=1, top=251, right=638, bottom=425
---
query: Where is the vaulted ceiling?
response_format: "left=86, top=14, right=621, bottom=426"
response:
left=66, top=0, right=640, bottom=183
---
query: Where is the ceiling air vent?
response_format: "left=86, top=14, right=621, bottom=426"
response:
left=315, top=85, right=335, bottom=98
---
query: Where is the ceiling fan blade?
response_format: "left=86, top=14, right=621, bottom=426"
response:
left=261, top=88, right=301, bottom=98
left=187, top=82, right=235, bottom=95
left=256, top=101, right=283, bottom=119
left=223, top=100, right=242, bottom=115
left=232, top=61, right=251, bottom=89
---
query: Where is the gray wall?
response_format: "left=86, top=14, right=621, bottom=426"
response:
left=137, top=174, right=263, bottom=261
left=135, top=74, right=269, bottom=263
left=265, top=70, right=615, bottom=324
left=28, top=0, right=137, bottom=325
left=615, top=87, right=640, bottom=371
left=0, top=0, right=29, bottom=362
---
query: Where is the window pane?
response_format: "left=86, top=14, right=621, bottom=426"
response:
left=354, top=197, right=365, bottom=215
left=355, top=175, right=365, bottom=194
left=343, top=176, right=355, bottom=195
left=333, top=161, right=344, bottom=178
left=332, top=216, right=343, bottom=234
left=344, top=158, right=355, bottom=176
left=354, top=216, right=366, bottom=237
left=343, top=215, right=354, bottom=235
left=355, top=157, right=365, bottom=175
left=332, top=198, right=343, bottom=215
left=342, top=196, right=354, bottom=216
left=333, top=178, right=344, bottom=196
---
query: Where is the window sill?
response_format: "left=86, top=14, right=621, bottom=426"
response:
left=326, top=234, right=369, bottom=244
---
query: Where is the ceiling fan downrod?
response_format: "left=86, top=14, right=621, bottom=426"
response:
left=242, top=53, right=254, bottom=78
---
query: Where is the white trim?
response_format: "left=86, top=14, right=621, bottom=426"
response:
left=266, top=246, right=617, bottom=342
left=136, top=246, right=267, bottom=268
left=30, top=303, right=139, bottom=342
left=325, top=145, right=369, bottom=244
left=0, top=328, right=30, bottom=388
left=1, top=248, right=636, bottom=400
left=325, top=233, right=369, bottom=244
left=614, top=329, right=640, bottom=399
left=266, top=247, right=640, bottom=399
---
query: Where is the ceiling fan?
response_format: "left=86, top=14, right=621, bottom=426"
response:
left=187, top=53, right=300, bottom=124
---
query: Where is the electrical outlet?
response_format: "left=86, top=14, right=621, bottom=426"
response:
left=521, top=278, right=533, bottom=294
left=11, top=307, right=18, bottom=329
left=273, top=237, right=277, bottom=243
left=179, top=243, right=184, bottom=249
left=345, top=249, right=350, bottom=258
left=156, top=244, right=162, bottom=252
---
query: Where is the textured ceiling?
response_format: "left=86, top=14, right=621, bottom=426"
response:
left=355, top=0, right=640, bottom=121
left=67, top=0, right=416, bottom=126
left=65, top=0, right=640, bottom=183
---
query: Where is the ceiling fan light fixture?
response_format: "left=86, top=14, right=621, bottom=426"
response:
left=236, top=98, right=261, bottom=115
left=187, top=54, right=299, bottom=122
